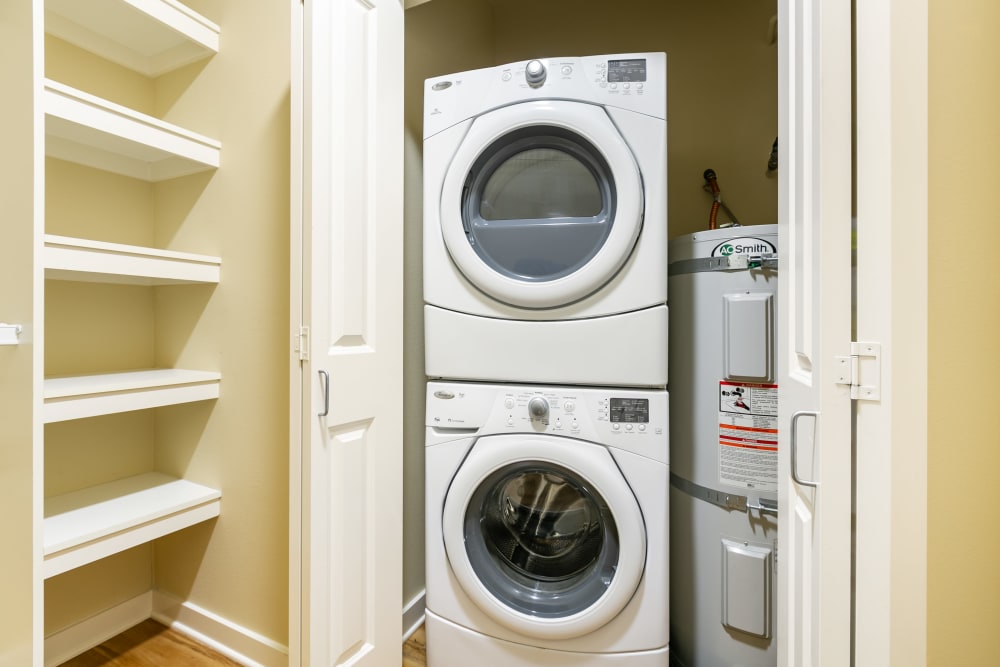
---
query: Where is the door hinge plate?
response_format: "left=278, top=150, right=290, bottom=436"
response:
left=296, top=326, right=310, bottom=362
left=835, top=341, right=881, bottom=400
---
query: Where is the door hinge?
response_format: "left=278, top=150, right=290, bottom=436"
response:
left=296, top=326, right=310, bottom=362
left=835, top=342, right=881, bottom=401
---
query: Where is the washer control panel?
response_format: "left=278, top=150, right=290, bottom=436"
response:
left=427, top=381, right=669, bottom=462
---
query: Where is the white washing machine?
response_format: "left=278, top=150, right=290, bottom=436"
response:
left=423, top=53, right=668, bottom=387
left=425, top=380, right=669, bottom=667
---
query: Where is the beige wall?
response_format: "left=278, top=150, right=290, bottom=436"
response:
left=0, top=0, right=39, bottom=662
left=42, top=0, right=291, bottom=647
left=927, top=0, right=1000, bottom=663
left=402, top=0, right=777, bottom=605
left=154, top=0, right=291, bottom=644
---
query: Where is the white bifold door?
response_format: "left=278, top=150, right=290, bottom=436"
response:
left=776, top=0, right=853, bottom=665
left=292, top=0, right=404, bottom=665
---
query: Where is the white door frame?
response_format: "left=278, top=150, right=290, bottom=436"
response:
left=286, top=0, right=931, bottom=663
left=854, top=1, right=928, bottom=665
left=778, top=0, right=930, bottom=663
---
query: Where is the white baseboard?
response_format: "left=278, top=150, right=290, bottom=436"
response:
left=45, top=587, right=422, bottom=666
left=402, top=589, right=426, bottom=641
left=44, top=592, right=153, bottom=667
left=152, top=590, right=289, bottom=667
left=42, top=589, right=288, bottom=667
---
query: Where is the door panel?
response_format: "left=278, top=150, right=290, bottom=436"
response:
left=324, top=419, right=375, bottom=665
left=295, top=0, right=404, bottom=665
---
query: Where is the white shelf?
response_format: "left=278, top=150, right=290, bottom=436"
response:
left=43, top=369, right=221, bottom=423
left=44, top=472, right=221, bottom=579
left=44, top=79, right=221, bottom=181
left=44, top=235, right=221, bottom=285
left=45, top=0, right=219, bottom=77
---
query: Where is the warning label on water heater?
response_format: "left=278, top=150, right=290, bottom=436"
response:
left=718, top=381, right=779, bottom=492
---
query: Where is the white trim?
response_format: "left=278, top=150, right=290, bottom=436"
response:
left=152, top=590, right=289, bottom=667
left=403, top=590, right=427, bottom=641
left=41, top=590, right=289, bottom=667
left=853, top=0, right=929, bottom=665
left=44, top=592, right=154, bottom=667
left=288, top=1, right=305, bottom=665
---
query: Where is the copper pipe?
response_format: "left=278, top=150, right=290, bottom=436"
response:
left=704, top=169, right=721, bottom=230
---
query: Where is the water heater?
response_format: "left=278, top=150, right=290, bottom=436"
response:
left=668, top=225, right=779, bottom=667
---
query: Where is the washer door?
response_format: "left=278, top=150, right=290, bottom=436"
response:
left=442, top=434, right=646, bottom=640
left=440, top=100, right=644, bottom=309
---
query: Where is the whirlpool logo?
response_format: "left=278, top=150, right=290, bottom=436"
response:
left=712, top=237, right=776, bottom=257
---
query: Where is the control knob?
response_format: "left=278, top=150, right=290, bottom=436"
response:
left=525, top=60, right=547, bottom=87
left=528, top=396, right=550, bottom=420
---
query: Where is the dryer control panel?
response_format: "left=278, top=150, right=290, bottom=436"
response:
left=426, top=381, right=669, bottom=463
left=423, top=52, right=666, bottom=140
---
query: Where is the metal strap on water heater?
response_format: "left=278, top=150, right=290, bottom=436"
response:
left=670, top=472, right=778, bottom=515
left=668, top=253, right=778, bottom=276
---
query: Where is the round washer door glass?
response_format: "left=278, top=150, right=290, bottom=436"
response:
left=441, top=434, right=646, bottom=640
left=466, top=461, right=619, bottom=617
left=462, top=126, right=616, bottom=283
left=439, top=101, right=644, bottom=309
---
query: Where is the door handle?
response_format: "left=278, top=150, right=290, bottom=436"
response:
left=790, top=410, right=819, bottom=488
left=318, top=369, right=330, bottom=417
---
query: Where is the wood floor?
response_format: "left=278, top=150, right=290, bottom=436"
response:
left=403, top=625, right=427, bottom=667
left=58, top=620, right=242, bottom=666
left=59, top=620, right=428, bottom=666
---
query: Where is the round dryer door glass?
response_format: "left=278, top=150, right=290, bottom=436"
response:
left=463, top=461, right=620, bottom=618
left=439, top=100, right=645, bottom=309
left=462, top=126, right=616, bottom=283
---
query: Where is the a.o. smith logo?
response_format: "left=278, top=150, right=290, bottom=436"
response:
left=712, top=237, right=776, bottom=257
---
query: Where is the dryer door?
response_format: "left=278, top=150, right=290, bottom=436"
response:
left=439, top=100, right=644, bottom=309
left=441, top=434, right=646, bottom=640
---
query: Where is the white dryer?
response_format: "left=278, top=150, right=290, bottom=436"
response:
left=423, top=53, right=668, bottom=387
left=425, top=381, right=669, bottom=667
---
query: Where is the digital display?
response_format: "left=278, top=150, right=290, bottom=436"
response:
left=610, top=398, right=649, bottom=423
left=607, top=59, right=647, bottom=83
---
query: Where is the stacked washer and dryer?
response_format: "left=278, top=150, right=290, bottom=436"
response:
left=422, top=53, right=670, bottom=666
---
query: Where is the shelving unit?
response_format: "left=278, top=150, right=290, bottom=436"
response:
left=38, top=0, right=224, bottom=648
left=45, top=0, right=220, bottom=77
left=44, top=235, right=221, bottom=285
left=44, top=79, right=221, bottom=181
left=43, top=472, right=222, bottom=579
left=43, top=369, right=222, bottom=423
